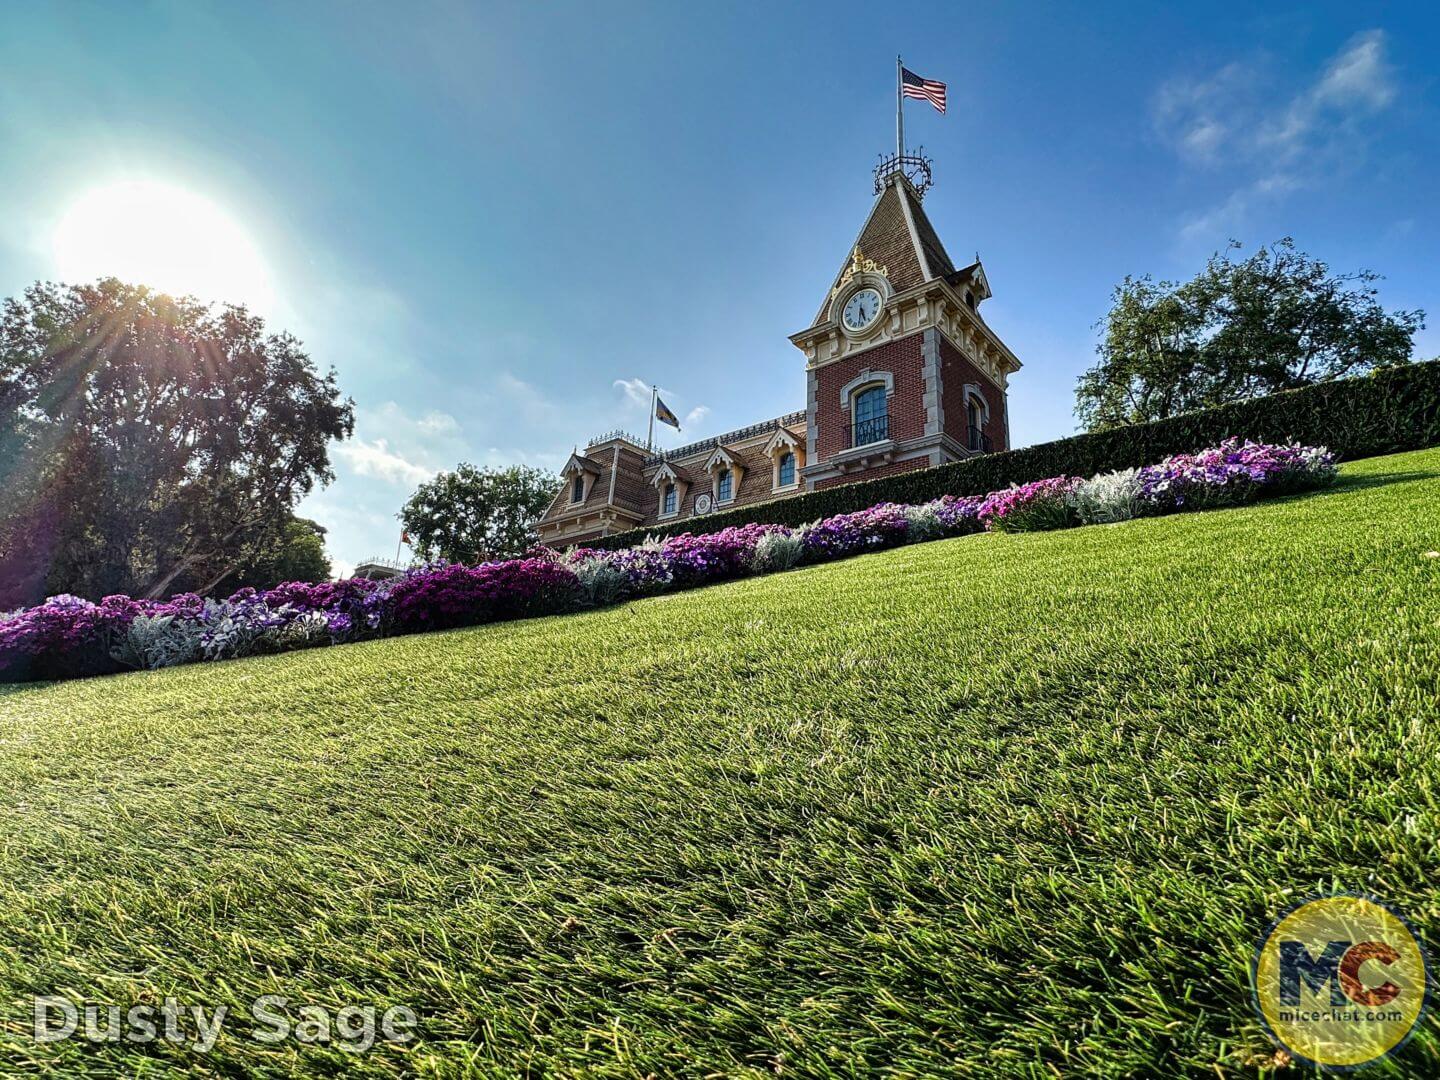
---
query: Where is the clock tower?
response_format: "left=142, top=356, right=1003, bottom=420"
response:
left=789, top=153, right=1022, bottom=490
left=534, top=150, right=1025, bottom=548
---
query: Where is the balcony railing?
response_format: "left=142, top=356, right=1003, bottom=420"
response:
left=967, top=425, right=993, bottom=454
left=851, top=414, right=889, bottom=448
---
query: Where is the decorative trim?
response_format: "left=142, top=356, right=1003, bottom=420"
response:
left=895, top=183, right=933, bottom=281
left=830, top=246, right=889, bottom=300
left=962, top=383, right=991, bottom=423
left=703, top=445, right=744, bottom=473
left=921, top=327, right=943, bottom=437
left=805, top=367, right=819, bottom=477
left=763, top=427, right=802, bottom=456
left=838, top=369, right=894, bottom=409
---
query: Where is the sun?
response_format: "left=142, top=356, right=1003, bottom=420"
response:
left=53, top=179, right=274, bottom=311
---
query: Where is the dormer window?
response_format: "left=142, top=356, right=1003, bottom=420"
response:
left=763, top=427, right=805, bottom=491
left=966, top=290, right=976, bottom=311
left=651, top=462, right=690, bottom=518
left=703, top=446, right=745, bottom=504
left=570, top=474, right=585, bottom=504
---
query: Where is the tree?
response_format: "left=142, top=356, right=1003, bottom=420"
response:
left=400, top=464, right=559, bottom=564
left=227, top=517, right=332, bottom=592
left=1076, top=239, right=1425, bottom=431
left=0, top=279, right=353, bottom=605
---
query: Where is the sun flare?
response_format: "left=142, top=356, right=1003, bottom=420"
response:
left=53, top=179, right=273, bottom=311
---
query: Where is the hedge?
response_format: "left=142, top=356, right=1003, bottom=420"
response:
left=585, top=361, right=1440, bottom=550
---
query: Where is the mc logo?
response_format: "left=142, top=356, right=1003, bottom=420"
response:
left=1280, top=939, right=1401, bottom=1008
left=1254, top=895, right=1429, bottom=1068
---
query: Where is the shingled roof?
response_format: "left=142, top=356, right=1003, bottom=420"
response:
left=812, top=171, right=958, bottom=325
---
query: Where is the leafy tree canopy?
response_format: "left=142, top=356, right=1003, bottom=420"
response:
left=0, top=278, right=353, bottom=605
left=400, top=464, right=559, bottom=564
left=1076, top=239, right=1424, bottom=431
left=227, top=516, right=332, bottom=593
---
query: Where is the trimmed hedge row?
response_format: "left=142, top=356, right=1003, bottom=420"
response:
left=586, top=362, right=1440, bottom=550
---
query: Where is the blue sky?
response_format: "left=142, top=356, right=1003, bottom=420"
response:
left=1, top=2, right=1435, bottom=573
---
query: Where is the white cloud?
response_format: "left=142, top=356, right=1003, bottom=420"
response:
left=1177, top=174, right=1299, bottom=245
left=685, top=405, right=711, bottom=427
left=1157, top=31, right=1399, bottom=245
left=1152, top=61, right=1252, bottom=165
left=334, top=437, right=435, bottom=487
left=613, top=377, right=653, bottom=408
left=1314, top=29, right=1394, bottom=110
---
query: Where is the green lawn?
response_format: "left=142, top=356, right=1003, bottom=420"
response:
left=2, top=449, right=1440, bottom=1077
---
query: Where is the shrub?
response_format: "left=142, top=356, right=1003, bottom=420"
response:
left=113, top=614, right=207, bottom=671
left=387, top=559, right=581, bottom=633
left=1070, top=469, right=1146, bottom=525
left=980, top=477, right=1081, bottom=533
left=584, top=362, right=1440, bottom=550
left=799, top=503, right=911, bottom=562
left=750, top=530, right=804, bottom=574
left=1, top=440, right=1340, bottom=685
left=571, top=554, right=636, bottom=607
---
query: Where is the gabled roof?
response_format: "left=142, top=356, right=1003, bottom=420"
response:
left=650, top=460, right=691, bottom=488
left=813, top=172, right=957, bottom=325
left=946, top=260, right=991, bottom=302
left=560, top=451, right=603, bottom=477
left=703, top=445, right=745, bottom=473
left=763, top=427, right=802, bottom=455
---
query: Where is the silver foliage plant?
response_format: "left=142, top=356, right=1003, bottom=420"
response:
left=572, top=555, right=631, bottom=607
left=1069, top=467, right=1146, bottom=525
left=902, top=503, right=945, bottom=543
left=750, top=530, right=804, bottom=574
left=113, top=614, right=206, bottom=671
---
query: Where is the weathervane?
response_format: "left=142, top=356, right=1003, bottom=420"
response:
left=876, top=55, right=945, bottom=197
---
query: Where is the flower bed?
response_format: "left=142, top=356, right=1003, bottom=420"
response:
left=0, top=440, right=1337, bottom=684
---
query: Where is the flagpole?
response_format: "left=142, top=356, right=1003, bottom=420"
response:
left=896, top=54, right=904, bottom=161
left=647, top=385, right=656, bottom=451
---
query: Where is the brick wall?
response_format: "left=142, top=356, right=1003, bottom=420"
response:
left=813, top=334, right=928, bottom=462
left=938, top=335, right=1007, bottom=452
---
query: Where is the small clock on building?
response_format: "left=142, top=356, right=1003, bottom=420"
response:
left=841, top=287, right=882, bottom=332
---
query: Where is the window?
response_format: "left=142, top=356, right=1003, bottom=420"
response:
left=966, top=393, right=991, bottom=453
left=716, top=469, right=733, bottom=502
left=570, top=474, right=585, bottom=503
left=777, top=452, right=796, bottom=487
left=966, top=290, right=976, bottom=311
left=662, top=483, right=677, bottom=515
left=852, top=385, right=888, bottom=446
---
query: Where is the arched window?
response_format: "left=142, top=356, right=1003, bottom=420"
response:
left=965, top=392, right=991, bottom=453
left=777, top=452, right=795, bottom=487
left=570, top=474, right=585, bottom=503
left=852, top=385, right=888, bottom=446
left=662, top=483, right=678, bottom=515
left=716, top=468, right=734, bottom=502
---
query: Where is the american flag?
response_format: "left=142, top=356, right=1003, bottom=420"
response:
left=902, top=67, right=946, bottom=114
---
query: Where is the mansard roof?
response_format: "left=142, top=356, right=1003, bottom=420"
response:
left=813, top=172, right=957, bottom=325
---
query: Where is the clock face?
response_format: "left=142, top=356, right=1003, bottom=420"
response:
left=842, top=287, right=882, bottom=331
